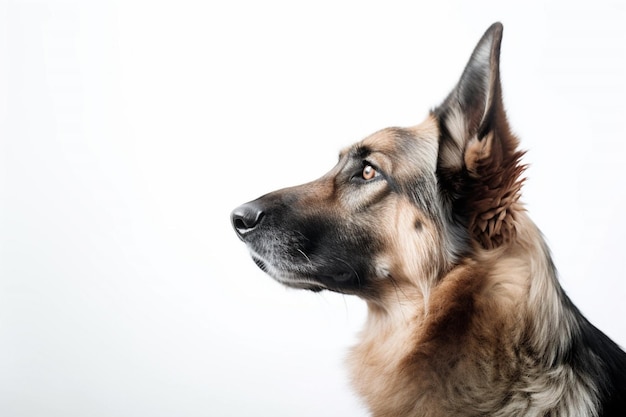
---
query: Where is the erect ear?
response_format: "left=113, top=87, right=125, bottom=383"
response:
left=435, top=22, right=509, bottom=173
left=434, top=22, right=525, bottom=249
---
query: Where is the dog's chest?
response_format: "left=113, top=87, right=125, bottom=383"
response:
left=347, top=313, right=446, bottom=417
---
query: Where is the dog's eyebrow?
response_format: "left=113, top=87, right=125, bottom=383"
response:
left=347, top=145, right=371, bottom=160
left=355, top=145, right=372, bottom=159
left=338, top=145, right=371, bottom=161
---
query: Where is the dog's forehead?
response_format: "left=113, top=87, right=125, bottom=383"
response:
left=340, top=116, right=440, bottom=174
left=361, top=128, right=404, bottom=152
left=338, top=130, right=404, bottom=164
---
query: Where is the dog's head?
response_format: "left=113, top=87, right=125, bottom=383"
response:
left=231, top=23, right=524, bottom=300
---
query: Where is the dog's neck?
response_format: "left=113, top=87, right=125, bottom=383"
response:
left=349, top=212, right=585, bottom=416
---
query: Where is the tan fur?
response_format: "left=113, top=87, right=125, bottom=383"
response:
left=437, top=107, right=467, bottom=171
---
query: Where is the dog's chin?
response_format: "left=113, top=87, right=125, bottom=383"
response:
left=251, top=255, right=360, bottom=294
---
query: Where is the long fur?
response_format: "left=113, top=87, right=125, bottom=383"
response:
left=232, top=22, right=626, bottom=416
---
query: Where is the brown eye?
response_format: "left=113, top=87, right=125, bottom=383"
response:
left=362, top=164, right=377, bottom=180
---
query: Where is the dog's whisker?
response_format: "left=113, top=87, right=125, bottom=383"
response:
left=296, top=248, right=312, bottom=263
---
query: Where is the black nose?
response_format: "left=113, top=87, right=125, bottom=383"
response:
left=231, top=202, right=265, bottom=239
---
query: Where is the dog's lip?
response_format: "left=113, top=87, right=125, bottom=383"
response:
left=250, top=254, right=327, bottom=291
left=249, top=254, right=359, bottom=291
left=248, top=248, right=361, bottom=291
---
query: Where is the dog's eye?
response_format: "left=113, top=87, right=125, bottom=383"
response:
left=362, top=164, right=378, bottom=181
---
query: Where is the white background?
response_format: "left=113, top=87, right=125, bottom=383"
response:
left=1, top=1, right=625, bottom=416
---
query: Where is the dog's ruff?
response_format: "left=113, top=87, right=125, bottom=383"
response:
left=232, top=22, right=626, bottom=417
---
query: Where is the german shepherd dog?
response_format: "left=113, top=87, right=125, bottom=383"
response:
left=231, top=23, right=626, bottom=416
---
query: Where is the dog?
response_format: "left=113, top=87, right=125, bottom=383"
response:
left=231, top=22, right=626, bottom=416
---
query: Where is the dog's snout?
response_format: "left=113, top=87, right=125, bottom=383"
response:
left=231, top=202, right=265, bottom=239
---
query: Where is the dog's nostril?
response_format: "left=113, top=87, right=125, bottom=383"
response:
left=231, top=203, right=265, bottom=237
left=233, top=217, right=248, bottom=232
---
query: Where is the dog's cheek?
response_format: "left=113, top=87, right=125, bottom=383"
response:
left=305, top=214, right=381, bottom=269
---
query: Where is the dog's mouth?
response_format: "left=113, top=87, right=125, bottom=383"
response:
left=250, top=254, right=359, bottom=293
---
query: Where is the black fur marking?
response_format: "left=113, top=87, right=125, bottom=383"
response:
left=576, top=316, right=626, bottom=416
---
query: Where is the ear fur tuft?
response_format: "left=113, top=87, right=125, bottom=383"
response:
left=464, top=133, right=526, bottom=249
